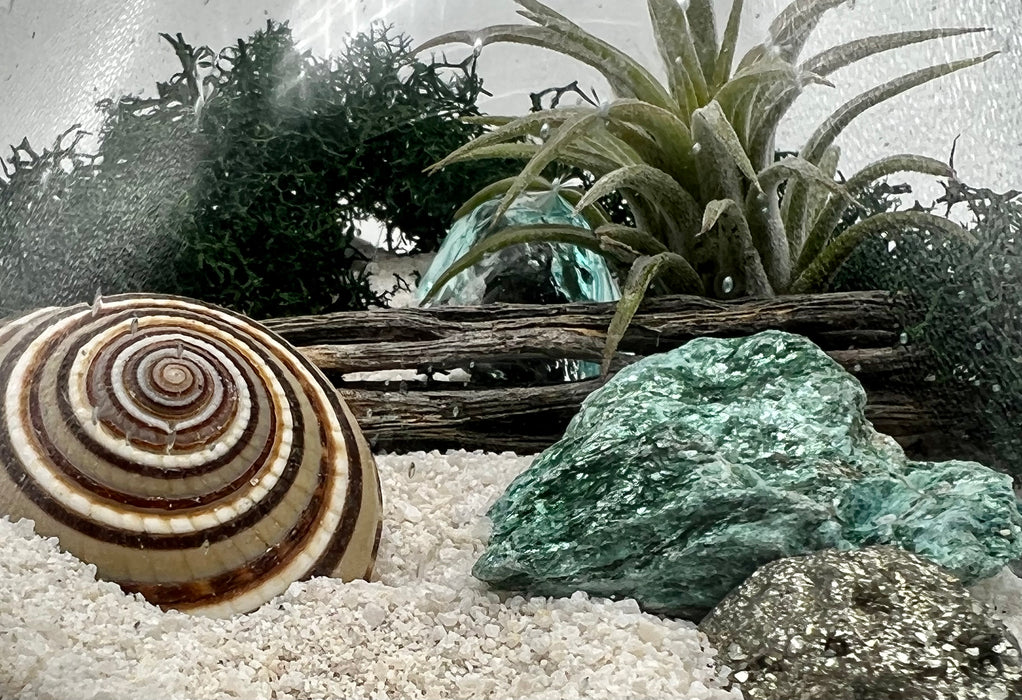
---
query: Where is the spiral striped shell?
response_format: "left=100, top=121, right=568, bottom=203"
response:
left=0, top=294, right=382, bottom=617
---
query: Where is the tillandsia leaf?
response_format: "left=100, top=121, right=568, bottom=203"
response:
left=425, top=108, right=586, bottom=173
left=692, top=100, right=762, bottom=194
left=605, top=99, right=698, bottom=193
left=795, top=154, right=955, bottom=276
left=799, top=51, right=1000, bottom=168
left=714, top=59, right=802, bottom=118
left=803, top=144, right=842, bottom=234
left=556, top=188, right=613, bottom=230
left=745, top=82, right=803, bottom=170
left=596, top=223, right=671, bottom=257
left=460, top=115, right=518, bottom=127
left=491, top=112, right=604, bottom=228
left=426, top=141, right=615, bottom=177
left=768, top=0, right=854, bottom=63
left=604, top=121, right=674, bottom=173
left=453, top=177, right=612, bottom=230
left=601, top=252, right=703, bottom=375
left=800, top=27, right=992, bottom=77
left=575, top=163, right=703, bottom=254
left=686, top=0, right=721, bottom=87
left=514, top=0, right=676, bottom=109
left=712, top=0, right=745, bottom=88
left=575, top=164, right=699, bottom=219
left=584, top=123, right=646, bottom=168
left=647, top=0, right=710, bottom=108
left=789, top=211, right=978, bottom=294
left=786, top=50, right=999, bottom=255
left=419, top=223, right=607, bottom=304
left=415, top=23, right=663, bottom=106
left=744, top=180, right=791, bottom=292
left=454, top=175, right=554, bottom=220
left=700, top=198, right=773, bottom=297
left=758, top=156, right=858, bottom=207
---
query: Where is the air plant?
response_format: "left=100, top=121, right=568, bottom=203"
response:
left=415, top=0, right=996, bottom=374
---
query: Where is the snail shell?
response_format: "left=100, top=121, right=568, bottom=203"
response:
left=0, top=294, right=382, bottom=617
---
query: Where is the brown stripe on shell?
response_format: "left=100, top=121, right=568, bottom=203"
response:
left=0, top=294, right=383, bottom=616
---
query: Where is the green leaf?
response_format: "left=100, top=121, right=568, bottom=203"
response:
left=800, top=51, right=1000, bottom=166
left=647, top=0, right=710, bottom=108
left=795, top=153, right=955, bottom=276
left=490, top=112, right=604, bottom=228
left=800, top=27, right=991, bottom=77
left=692, top=100, right=761, bottom=187
left=453, top=176, right=554, bottom=221
left=514, top=0, right=676, bottom=109
left=595, top=223, right=671, bottom=257
left=419, top=223, right=605, bottom=304
left=425, top=108, right=585, bottom=173
left=574, top=163, right=702, bottom=254
left=758, top=155, right=857, bottom=207
left=789, top=211, right=977, bottom=293
left=712, top=0, right=744, bottom=88
left=787, top=50, right=998, bottom=254
left=803, top=144, right=842, bottom=229
left=767, top=0, right=853, bottom=62
left=699, top=198, right=773, bottom=296
left=686, top=0, right=721, bottom=87
left=415, top=22, right=668, bottom=106
left=601, top=251, right=703, bottom=375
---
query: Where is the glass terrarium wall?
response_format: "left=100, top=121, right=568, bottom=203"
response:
left=3, top=0, right=1018, bottom=205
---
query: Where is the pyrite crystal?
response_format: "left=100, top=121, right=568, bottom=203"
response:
left=472, top=331, right=1022, bottom=618
left=700, top=546, right=1022, bottom=700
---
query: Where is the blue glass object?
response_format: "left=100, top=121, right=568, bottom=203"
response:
left=415, top=189, right=620, bottom=382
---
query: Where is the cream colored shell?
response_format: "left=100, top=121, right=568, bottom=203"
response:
left=0, top=294, right=382, bottom=616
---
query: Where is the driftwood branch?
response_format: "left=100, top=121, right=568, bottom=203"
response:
left=261, top=291, right=967, bottom=457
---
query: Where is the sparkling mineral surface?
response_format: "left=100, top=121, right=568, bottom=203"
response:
left=472, top=331, right=1022, bottom=618
left=700, top=546, right=1022, bottom=700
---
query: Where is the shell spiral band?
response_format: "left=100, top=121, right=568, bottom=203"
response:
left=0, top=294, right=382, bottom=617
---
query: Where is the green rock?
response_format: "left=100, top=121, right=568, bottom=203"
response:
left=473, top=331, right=1022, bottom=619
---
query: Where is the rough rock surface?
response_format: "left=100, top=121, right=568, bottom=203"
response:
left=473, top=331, right=1022, bottom=618
left=700, top=546, right=1022, bottom=700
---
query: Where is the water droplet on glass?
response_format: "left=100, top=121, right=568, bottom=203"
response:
left=249, top=477, right=259, bottom=486
left=472, top=37, right=483, bottom=56
left=91, top=405, right=99, bottom=425
left=366, top=408, right=373, bottom=418
left=993, top=383, right=1002, bottom=393
left=975, top=341, right=983, bottom=350
left=539, top=122, right=550, bottom=140
left=924, top=374, right=936, bottom=382
left=201, top=539, right=211, bottom=555
left=175, top=341, right=184, bottom=358
left=887, top=240, right=897, bottom=253
left=399, top=380, right=408, bottom=394
left=853, top=363, right=862, bottom=373
left=721, top=276, right=734, bottom=294
left=691, top=142, right=702, bottom=155
left=452, top=405, right=461, bottom=418
left=129, top=316, right=139, bottom=335
left=408, top=462, right=416, bottom=478
left=165, top=428, right=176, bottom=454
left=384, top=379, right=391, bottom=387
left=898, top=332, right=908, bottom=345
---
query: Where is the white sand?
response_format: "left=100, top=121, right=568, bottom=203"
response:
left=0, top=450, right=746, bottom=700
